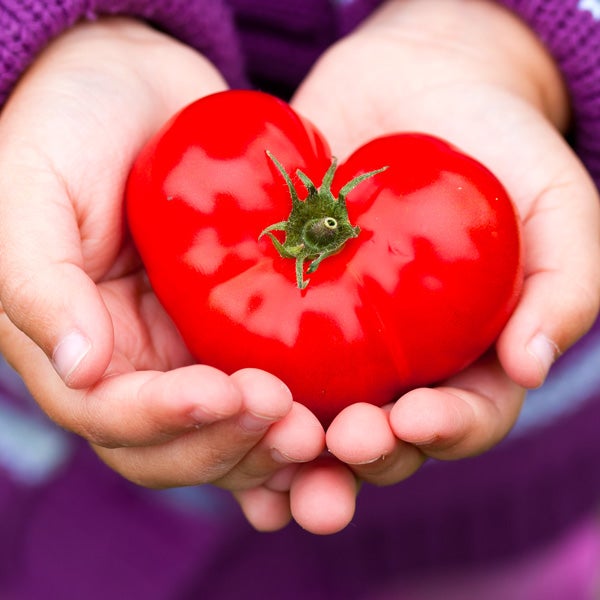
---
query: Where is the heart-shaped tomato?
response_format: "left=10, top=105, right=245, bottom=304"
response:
left=126, top=90, right=523, bottom=425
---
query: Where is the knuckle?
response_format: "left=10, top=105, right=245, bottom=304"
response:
left=0, top=272, right=45, bottom=332
left=0, top=262, right=74, bottom=347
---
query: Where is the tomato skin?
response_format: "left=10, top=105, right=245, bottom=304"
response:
left=127, top=90, right=523, bottom=425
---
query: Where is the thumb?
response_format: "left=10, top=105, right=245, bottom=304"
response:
left=497, top=157, right=600, bottom=388
left=0, top=166, right=114, bottom=388
left=0, top=17, right=232, bottom=389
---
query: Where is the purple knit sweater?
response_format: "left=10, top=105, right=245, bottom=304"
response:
left=0, top=1, right=599, bottom=598
left=1, top=0, right=599, bottom=185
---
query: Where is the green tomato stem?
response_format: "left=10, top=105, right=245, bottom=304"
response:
left=259, top=151, right=387, bottom=289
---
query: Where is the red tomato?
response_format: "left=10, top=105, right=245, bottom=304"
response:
left=126, top=90, right=523, bottom=425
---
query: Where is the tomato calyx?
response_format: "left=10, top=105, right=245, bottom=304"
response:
left=260, top=151, right=387, bottom=289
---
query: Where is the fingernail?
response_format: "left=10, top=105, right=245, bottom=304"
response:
left=238, top=412, right=274, bottom=433
left=189, top=407, right=222, bottom=426
left=270, top=448, right=290, bottom=463
left=526, top=333, right=560, bottom=383
left=52, top=331, right=91, bottom=383
left=348, top=455, right=385, bottom=466
left=270, top=448, right=302, bottom=464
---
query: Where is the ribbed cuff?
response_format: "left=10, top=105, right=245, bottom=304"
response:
left=498, top=0, right=600, bottom=188
left=0, top=0, right=247, bottom=106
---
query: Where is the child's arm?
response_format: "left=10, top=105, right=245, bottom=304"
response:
left=0, top=17, right=325, bottom=531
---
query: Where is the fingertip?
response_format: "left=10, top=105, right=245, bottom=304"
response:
left=523, top=332, right=561, bottom=387
left=51, top=329, right=94, bottom=385
left=230, top=368, right=294, bottom=421
left=390, top=372, right=525, bottom=459
left=2, top=263, right=115, bottom=388
left=497, top=250, right=600, bottom=389
left=234, top=487, right=292, bottom=532
left=389, top=388, right=469, bottom=448
left=267, top=402, right=326, bottom=463
left=497, top=311, right=561, bottom=389
left=326, top=403, right=396, bottom=465
left=170, top=365, right=243, bottom=423
left=51, top=320, right=114, bottom=389
left=290, top=459, right=357, bottom=535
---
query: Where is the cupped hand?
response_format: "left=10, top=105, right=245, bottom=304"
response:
left=0, top=17, right=325, bottom=532
left=286, top=0, right=600, bottom=527
left=2, top=2, right=599, bottom=539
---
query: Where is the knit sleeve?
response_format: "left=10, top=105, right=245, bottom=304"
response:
left=497, top=0, right=600, bottom=188
left=0, top=0, right=247, bottom=106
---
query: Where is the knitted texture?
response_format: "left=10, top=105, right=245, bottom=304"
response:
left=0, top=0, right=247, bottom=105
left=2, top=0, right=597, bottom=185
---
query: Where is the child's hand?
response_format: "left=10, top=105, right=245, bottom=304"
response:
left=285, top=0, right=600, bottom=526
left=0, top=18, right=325, bottom=531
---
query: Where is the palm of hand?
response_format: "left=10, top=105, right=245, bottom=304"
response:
left=289, top=0, right=599, bottom=491
left=0, top=19, right=326, bottom=532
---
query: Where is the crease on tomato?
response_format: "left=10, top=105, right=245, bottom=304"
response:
left=207, top=260, right=364, bottom=349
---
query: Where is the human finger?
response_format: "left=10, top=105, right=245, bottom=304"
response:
left=94, top=368, right=294, bottom=487
left=233, top=486, right=293, bottom=532
left=497, top=157, right=600, bottom=388
left=327, top=403, right=425, bottom=486
left=289, top=457, right=358, bottom=535
left=0, top=18, right=228, bottom=389
left=214, top=399, right=325, bottom=490
left=389, top=354, right=525, bottom=460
